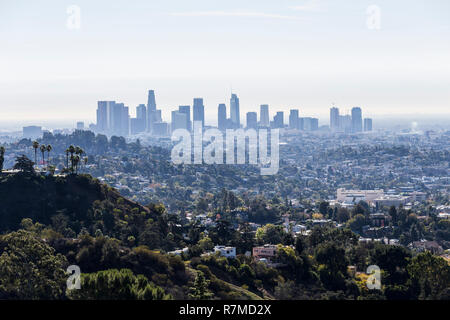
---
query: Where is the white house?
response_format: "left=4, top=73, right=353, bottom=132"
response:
left=214, top=245, right=236, bottom=258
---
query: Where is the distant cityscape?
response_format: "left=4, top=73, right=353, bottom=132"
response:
left=22, top=90, right=373, bottom=139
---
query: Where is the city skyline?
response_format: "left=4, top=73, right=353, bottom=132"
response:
left=1, top=0, right=450, bottom=125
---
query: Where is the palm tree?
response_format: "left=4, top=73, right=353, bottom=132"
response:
left=68, top=145, right=75, bottom=172
left=46, top=144, right=52, bottom=165
left=32, top=141, right=39, bottom=165
left=73, top=155, right=80, bottom=174
left=0, top=146, right=5, bottom=173
left=40, top=144, right=46, bottom=166
left=65, top=148, right=70, bottom=169
left=83, top=156, right=88, bottom=173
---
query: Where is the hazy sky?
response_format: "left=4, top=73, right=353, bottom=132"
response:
left=1, top=0, right=449, bottom=128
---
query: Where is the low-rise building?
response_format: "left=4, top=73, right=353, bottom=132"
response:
left=253, top=244, right=278, bottom=261
left=214, top=246, right=236, bottom=258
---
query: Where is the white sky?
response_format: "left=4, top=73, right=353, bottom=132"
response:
left=1, top=0, right=449, bottom=127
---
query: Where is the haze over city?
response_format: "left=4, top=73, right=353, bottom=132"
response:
left=1, top=0, right=450, bottom=130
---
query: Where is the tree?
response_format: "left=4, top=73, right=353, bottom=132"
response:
left=46, top=144, right=52, bottom=165
left=189, top=271, right=213, bottom=300
left=68, top=145, right=75, bottom=172
left=255, top=224, right=287, bottom=245
left=13, top=155, right=35, bottom=174
left=67, top=269, right=170, bottom=300
left=0, top=146, right=5, bottom=173
left=40, top=144, right=47, bottom=166
left=315, top=242, right=348, bottom=290
left=0, top=230, right=68, bottom=299
left=407, top=251, right=450, bottom=299
left=32, top=141, right=39, bottom=166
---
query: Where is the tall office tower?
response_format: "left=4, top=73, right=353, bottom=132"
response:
left=147, top=90, right=156, bottom=111
left=137, top=104, right=147, bottom=122
left=171, top=111, right=188, bottom=132
left=302, top=117, right=312, bottom=131
left=298, top=117, right=304, bottom=131
left=193, top=98, right=205, bottom=127
left=218, top=103, right=227, bottom=131
left=130, top=104, right=146, bottom=135
left=289, top=109, right=299, bottom=130
left=340, top=114, right=352, bottom=133
left=178, top=105, right=191, bottom=132
left=121, top=106, right=130, bottom=136
left=351, top=107, right=363, bottom=133
left=110, top=102, right=125, bottom=136
left=146, top=90, right=157, bottom=132
left=155, top=109, right=162, bottom=122
left=272, top=111, right=284, bottom=129
left=301, top=117, right=319, bottom=131
left=23, top=126, right=42, bottom=139
left=310, top=118, right=319, bottom=131
left=364, top=118, right=373, bottom=132
left=330, top=107, right=340, bottom=131
left=260, top=104, right=270, bottom=127
left=96, top=101, right=114, bottom=133
left=246, top=112, right=257, bottom=129
left=76, top=122, right=84, bottom=130
left=230, top=93, right=240, bottom=128
left=152, top=122, right=168, bottom=136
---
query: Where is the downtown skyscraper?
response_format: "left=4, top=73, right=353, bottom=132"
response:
left=230, top=93, right=240, bottom=128
left=193, top=98, right=205, bottom=127
left=330, top=107, right=340, bottom=132
left=218, top=103, right=227, bottom=131
left=147, top=90, right=157, bottom=133
left=351, top=107, right=363, bottom=133
left=260, top=105, right=270, bottom=127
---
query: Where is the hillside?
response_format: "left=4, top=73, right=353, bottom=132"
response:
left=0, top=172, right=268, bottom=300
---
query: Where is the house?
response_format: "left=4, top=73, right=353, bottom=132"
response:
left=168, top=247, right=189, bottom=256
left=214, top=246, right=236, bottom=258
left=408, top=240, right=443, bottom=255
left=369, top=213, right=390, bottom=227
left=252, top=245, right=278, bottom=261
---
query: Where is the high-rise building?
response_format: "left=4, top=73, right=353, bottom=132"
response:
left=340, top=114, right=352, bottom=133
left=23, top=126, right=42, bottom=139
left=178, top=105, right=191, bottom=132
left=109, top=102, right=124, bottom=136
left=272, top=112, right=284, bottom=129
left=260, top=104, right=269, bottom=127
left=147, top=90, right=157, bottom=132
left=171, top=111, right=188, bottom=132
left=246, top=112, right=257, bottom=129
left=96, top=101, right=130, bottom=137
left=152, top=122, right=168, bottom=136
left=121, top=106, right=130, bottom=136
left=130, top=104, right=147, bottom=135
left=193, top=98, right=205, bottom=127
left=351, top=107, right=363, bottom=133
left=330, top=107, right=340, bottom=131
left=130, top=118, right=145, bottom=135
left=136, top=104, right=147, bottom=126
left=289, top=109, right=299, bottom=130
left=147, top=90, right=156, bottom=111
left=230, top=93, right=240, bottom=128
left=96, top=101, right=114, bottom=133
left=218, top=104, right=227, bottom=131
left=302, top=117, right=319, bottom=131
left=364, top=118, right=373, bottom=132
left=76, top=122, right=84, bottom=130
